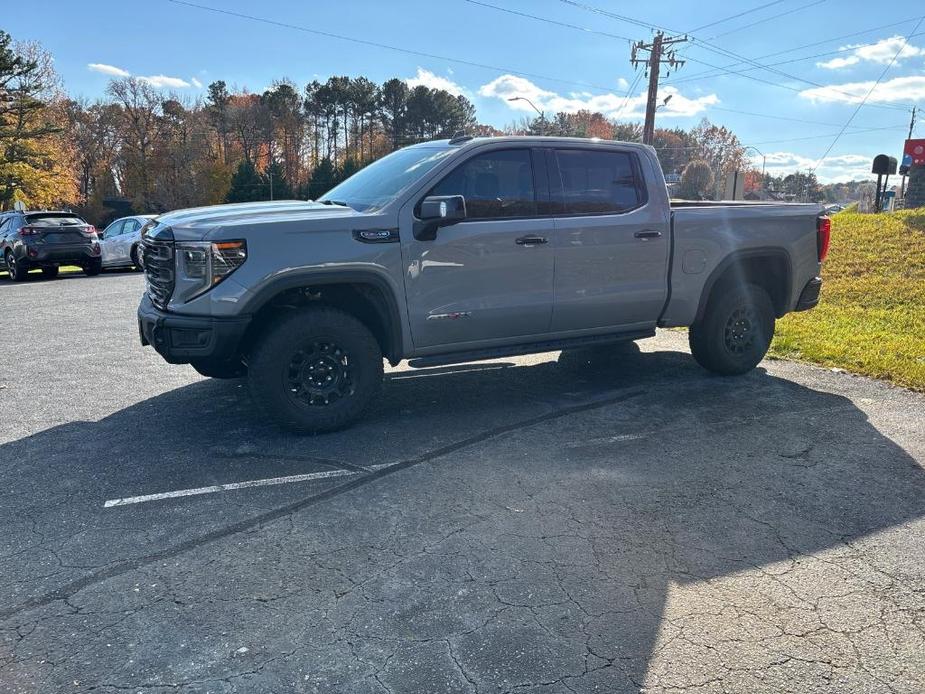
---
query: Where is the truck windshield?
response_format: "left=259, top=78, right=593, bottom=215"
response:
left=318, top=146, right=455, bottom=212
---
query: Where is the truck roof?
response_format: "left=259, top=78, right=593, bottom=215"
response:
left=411, top=136, right=653, bottom=152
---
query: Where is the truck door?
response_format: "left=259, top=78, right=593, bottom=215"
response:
left=548, top=147, right=670, bottom=333
left=400, top=147, right=555, bottom=350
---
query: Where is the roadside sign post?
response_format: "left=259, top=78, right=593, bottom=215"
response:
left=871, top=154, right=897, bottom=213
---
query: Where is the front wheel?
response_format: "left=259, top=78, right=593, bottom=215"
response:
left=689, top=284, right=775, bottom=376
left=130, top=245, right=142, bottom=271
left=248, top=307, right=383, bottom=434
left=83, top=257, right=102, bottom=276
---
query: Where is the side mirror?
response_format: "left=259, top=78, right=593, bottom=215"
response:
left=414, top=195, right=466, bottom=240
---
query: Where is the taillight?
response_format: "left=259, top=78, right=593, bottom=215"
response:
left=84, top=225, right=98, bottom=237
left=817, top=216, right=831, bottom=263
left=19, top=226, right=38, bottom=236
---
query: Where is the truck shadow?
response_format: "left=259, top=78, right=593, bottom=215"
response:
left=1, top=346, right=923, bottom=690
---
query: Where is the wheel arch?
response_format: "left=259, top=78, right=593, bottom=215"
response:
left=695, top=247, right=793, bottom=322
left=240, top=271, right=405, bottom=365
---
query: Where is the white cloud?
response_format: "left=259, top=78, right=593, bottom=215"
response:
left=754, top=151, right=872, bottom=183
left=800, top=74, right=925, bottom=103
left=87, top=63, right=195, bottom=89
left=87, top=63, right=130, bottom=77
left=138, top=74, right=192, bottom=89
left=404, top=67, right=468, bottom=96
left=817, top=36, right=925, bottom=69
left=617, top=77, right=629, bottom=89
left=478, top=74, right=718, bottom=119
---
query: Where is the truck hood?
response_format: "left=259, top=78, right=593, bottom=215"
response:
left=153, top=200, right=368, bottom=241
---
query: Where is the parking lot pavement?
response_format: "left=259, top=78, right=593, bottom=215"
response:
left=1, top=272, right=923, bottom=693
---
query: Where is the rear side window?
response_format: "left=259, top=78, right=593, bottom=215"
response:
left=553, top=149, right=645, bottom=214
left=429, top=149, right=536, bottom=219
left=25, top=214, right=86, bottom=227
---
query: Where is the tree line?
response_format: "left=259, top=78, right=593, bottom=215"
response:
left=2, top=30, right=826, bottom=225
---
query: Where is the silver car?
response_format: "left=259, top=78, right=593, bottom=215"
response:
left=99, top=215, right=156, bottom=269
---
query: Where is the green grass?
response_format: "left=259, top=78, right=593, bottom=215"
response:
left=769, top=209, right=925, bottom=391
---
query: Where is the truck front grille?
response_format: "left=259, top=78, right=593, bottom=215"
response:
left=142, top=237, right=174, bottom=310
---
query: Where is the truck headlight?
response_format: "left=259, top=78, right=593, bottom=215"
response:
left=173, top=240, right=247, bottom=303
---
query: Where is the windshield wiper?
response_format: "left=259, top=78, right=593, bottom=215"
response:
left=319, top=199, right=350, bottom=207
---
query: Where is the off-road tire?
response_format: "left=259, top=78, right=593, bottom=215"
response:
left=41, top=266, right=59, bottom=279
left=83, top=258, right=103, bottom=276
left=248, top=307, right=383, bottom=433
left=191, top=358, right=247, bottom=379
left=6, top=252, right=28, bottom=282
left=689, top=283, right=775, bottom=376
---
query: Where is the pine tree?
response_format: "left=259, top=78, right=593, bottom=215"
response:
left=225, top=159, right=264, bottom=203
left=308, top=157, right=336, bottom=200
left=336, top=157, right=360, bottom=186
left=263, top=159, right=293, bottom=200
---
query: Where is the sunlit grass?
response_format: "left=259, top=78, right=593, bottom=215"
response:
left=769, top=209, right=925, bottom=391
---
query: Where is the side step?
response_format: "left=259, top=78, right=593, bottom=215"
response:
left=407, top=329, right=655, bottom=369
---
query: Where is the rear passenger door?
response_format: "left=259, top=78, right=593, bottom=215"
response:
left=548, top=147, right=670, bottom=333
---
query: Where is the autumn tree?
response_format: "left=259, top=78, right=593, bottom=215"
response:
left=689, top=119, right=747, bottom=189
left=107, top=77, right=164, bottom=211
left=0, top=33, right=75, bottom=209
left=678, top=160, right=714, bottom=200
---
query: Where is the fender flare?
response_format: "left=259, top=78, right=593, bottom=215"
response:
left=241, top=269, right=406, bottom=362
left=694, top=247, right=793, bottom=323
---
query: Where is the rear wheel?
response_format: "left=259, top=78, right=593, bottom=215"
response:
left=689, top=283, right=775, bottom=375
left=5, top=251, right=29, bottom=282
left=41, top=266, right=59, bottom=279
left=191, top=358, right=247, bottom=379
left=248, top=307, right=383, bottom=433
left=83, top=257, right=102, bottom=276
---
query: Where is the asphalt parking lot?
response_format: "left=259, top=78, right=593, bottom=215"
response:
left=1, top=271, right=924, bottom=693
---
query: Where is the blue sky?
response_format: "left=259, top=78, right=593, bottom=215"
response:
left=9, top=0, right=925, bottom=182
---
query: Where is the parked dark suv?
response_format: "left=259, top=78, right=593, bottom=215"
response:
left=0, top=210, right=101, bottom=281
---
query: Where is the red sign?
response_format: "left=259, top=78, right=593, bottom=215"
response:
left=904, top=139, right=925, bottom=166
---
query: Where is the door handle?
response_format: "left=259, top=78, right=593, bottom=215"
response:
left=515, top=235, right=548, bottom=246
left=634, top=230, right=663, bottom=239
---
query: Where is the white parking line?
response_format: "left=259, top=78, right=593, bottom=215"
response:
left=103, top=468, right=359, bottom=508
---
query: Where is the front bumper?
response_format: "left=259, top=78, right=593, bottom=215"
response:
left=138, top=294, right=251, bottom=364
left=794, top=277, right=823, bottom=311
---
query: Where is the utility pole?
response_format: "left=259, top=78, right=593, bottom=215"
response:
left=900, top=106, right=916, bottom=201
left=631, top=31, right=687, bottom=145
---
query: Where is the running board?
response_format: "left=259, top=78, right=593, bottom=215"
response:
left=407, top=329, right=656, bottom=369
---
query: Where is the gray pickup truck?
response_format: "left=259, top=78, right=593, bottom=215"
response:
left=138, top=136, right=828, bottom=432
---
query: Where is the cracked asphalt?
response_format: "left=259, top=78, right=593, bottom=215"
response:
left=1, top=271, right=924, bottom=693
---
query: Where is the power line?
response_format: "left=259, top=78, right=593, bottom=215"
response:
left=811, top=16, right=925, bottom=173
left=666, top=30, right=925, bottom=86
left=707, top=0, right=828, bottom=40
left=665, top=16, right=925, bottom=84
left=652, top=124, right=908, bottom=150
left=462, top=0, right=632, bottom=42
left=165, top=0, right=624, bottom=96
left=557, top=0, right=913, bottom=112
left=687, top=0, right=787, bottom=34
left=710, top=105, right=882, bottom=129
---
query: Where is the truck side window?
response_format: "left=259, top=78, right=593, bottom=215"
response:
left=429, top=149, right=536, bottom=219
left=554, top=149, right=645, bottom=214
